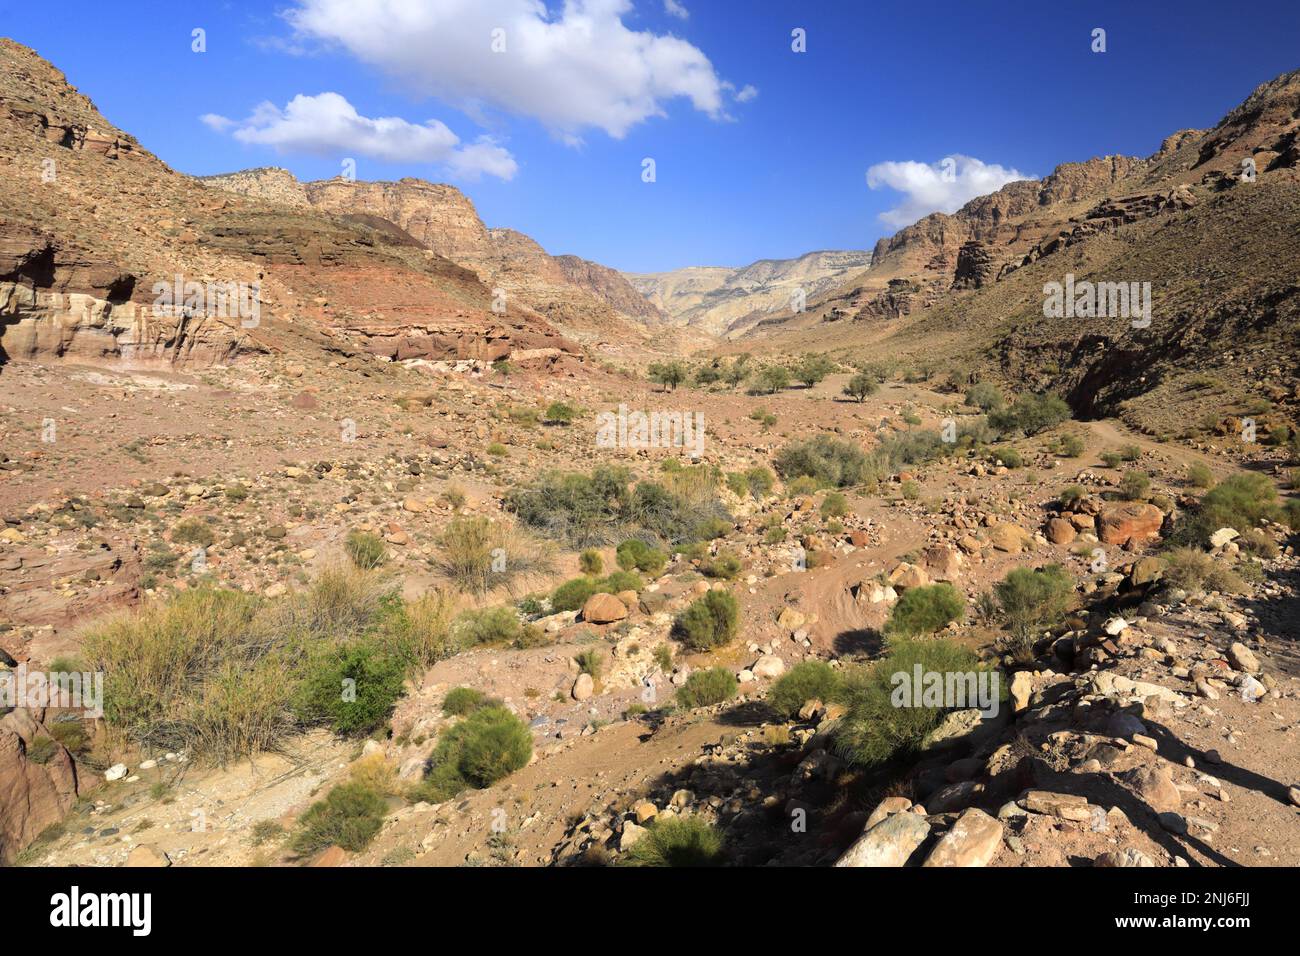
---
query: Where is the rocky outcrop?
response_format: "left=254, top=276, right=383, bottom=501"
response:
left=0, top=708, right=92, bottom=864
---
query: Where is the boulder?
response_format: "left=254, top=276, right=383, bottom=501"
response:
left=834, top=811, right=931, bottom=867
left=0, top=710, right=88, bottom=864
left=989, top=523, right=1032, bottom=553
left=864, top=796, right=913, bottom=830
left=1098, top=503, right=1163, bottom=547
left=1228, top=642, right=1260, bottom=674
left=888, top=562, right=929, bottom=589
left=581, top=592, right=627, bottom=624
left=1121, top=766, right=1182, bottom=813
left=922, top=808, right=1003, bottom=867
left=1046, top=517, right=1077, bottom=545
left=751, top=655, right=785, bottom=680
left=571, top=673, right=594, bottom=701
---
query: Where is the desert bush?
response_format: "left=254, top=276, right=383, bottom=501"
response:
left=1058, top=485, right=1086, bottom=509
left=767, top=660, right=845, bottom=718
left=442, top=686, right=487, bottom=716
left=380, top=590, right=457, bottom=669
left=989, top=393, right=1071, bottom=436
left=294, top=642, right=408, bottom=736
left=438, top=516, right=554, bottom=595
left=1119, top=444, right=1143, bottom=462
left=900, top=480, right=920, bottom=501
left=1169, top=472, right=1281, bottom=546
left=880, top=430, right=950, bottom=466
left=171, top=518, right=215, bottom=548
left=675, top=667, right=739, bottom=709
left=1100, top=450, right=1123, bottom=468
left=620, top=816, right=724, bottom=867
left=1161, top=547, right=1246, bottom=594
left=543, top=401, right=577, bottom=425
left=672, top=591, right=740, bottom=650
left=996, top=446, right=1023, bottom=469
left=454, top=606, right=526, bottom=645
left=1237, top=528, right=1279, bottom=559
left=885, top=583, right=964, bottom=638
left=579, top=549, right=604, bottom=575
left=700, top=551, right=742, bottom=580
left=746, top=467, right=774, bottom=499
left=821, top=492, right=849, bottom=518
left=291, top=781, right=388, bottom=855
left=965, top=382, right=1004, bottom=411
left=26, top=735, right=58, bottom=764
left=992, top=565, right=1074, bottom=659
left=724, top=472, right=749, bottom=498
left=833, top=639, right=991, bottom=769
left=775, top=434, right=873, bottom=488
left=417, top=705, right=532, bottom=801
left=1187, top=463, right=1214, bottom=489
left=1056, top=434, right=1085, bottom=458
left=1118, top=470, right=1151, bottom=501
left=616, top=539, right=668, bottom=575
left=344, top=531, right=388, bottom=570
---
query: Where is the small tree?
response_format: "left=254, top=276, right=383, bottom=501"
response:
left=647, top=360, right=688, bottom=391
left=793, top=353, right=835, bottom=388
left=754, top=365, right=791, bottom=394
left=722, top=356, right=751, bottom=389
left=843, top=371, right=880, bottom=403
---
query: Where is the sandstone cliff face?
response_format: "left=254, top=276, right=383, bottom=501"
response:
left=0, top=39, right=587, bottom=370
left=200, top=173, right=664, bottom=336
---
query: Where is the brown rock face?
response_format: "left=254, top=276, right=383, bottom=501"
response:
left=581, top=592, right=628, bottom=625
left=1098, top=503, right=1164, bottom=548
left=0, top=708, right=90, bottom=864
left=1046, top=517, right=1078, bottom=546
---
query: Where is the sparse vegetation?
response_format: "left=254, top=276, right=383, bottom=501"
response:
left=620, top=816, right=724, bottom=867
left=344, top=530, right=388, bottom=570
left=291, top=781, right=388, bottom=855
left=416, top=705, right=532, bottom=801
left=672, top=590, right=740, bottom=650
left=767, top=660, right=845, bottom=718
left=988, top=393, right=1071, bottom=436
left=884, top=583, right=965, bottom=638
left=675, top=667, right=738, bottom=709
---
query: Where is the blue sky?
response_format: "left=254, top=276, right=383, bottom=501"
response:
left=5, top=1, right=1299, bottom=272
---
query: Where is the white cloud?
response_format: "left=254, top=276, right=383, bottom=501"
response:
left=734, top=84, right=758, bottom=103
left=664, top=0, right=689, bottom=19
left=866, top=155, right=1031, bottom=228
left=203, top=92, right=518, bottom=180
left=286, top=0, right=746, bottom=141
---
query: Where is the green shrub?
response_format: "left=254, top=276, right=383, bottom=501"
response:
left=724, top=472, right=749, bottom=498
left=575, top=649, right=603, bottom=679
left=454, top=606, right=526, bottom=645
left=620, top=816, right=724, bottom=867
left=1057, top=434, right=1085, bottom=458
left=1169, top=473, right=1280, bottom=547
left=673, top=591, right=740, bottom=650
left=1284, top=499, right=1300, bottom=531
left=1118, top=470, right=1151, bottom=501
left=291, top=781, right=388, bottom=855
left=647, top=360, right=688, bottom=391
left=965, top=383, right=1004, bottom=412
left=775, top=434, right=872, bottom=488
left=579, top=549, right=604, bottom=575
left=294, top=643, right=408, bottom=736
left=900, top=480, right=920, bottom=501
left=418, top=705, right=532, bottom=800
left=603, top=570, right=644, bottom=593
left=884, top=583, right=965, bottom=638
left=745, top=467, right=775, bottom=499
left=879, top=430, right=948, bottom=466
left=1120, top=444, right=1143, bottom=462
left=997, top=446, right=1023, bottom=469
left=616, top=539, right=668, bottom=575
left=550, top=577, right=603, bottom=612
left=821, top=492, right=849, bottom=518
left=442, top=687, right=487, bottom=716
left=1238, top=528, right=1279, bottom=559
left=700, top=552, right=742, bottom=580
left=989, top=393, right=1071, bottom=436
left=344, top=531, right=388, bottom=570
left=675, top=667, right=739, bottom=709
left=1058, top=485, right=1086, bottom=509
left=768, top=661, right=844, bottom=719
left=1100, top=450, right=1123, bottom=469
left=993, top=565, right=1074, bottom=658
left=834, top=639, right=990, bottom=769
left=544, top=401, right=577, bottom=425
